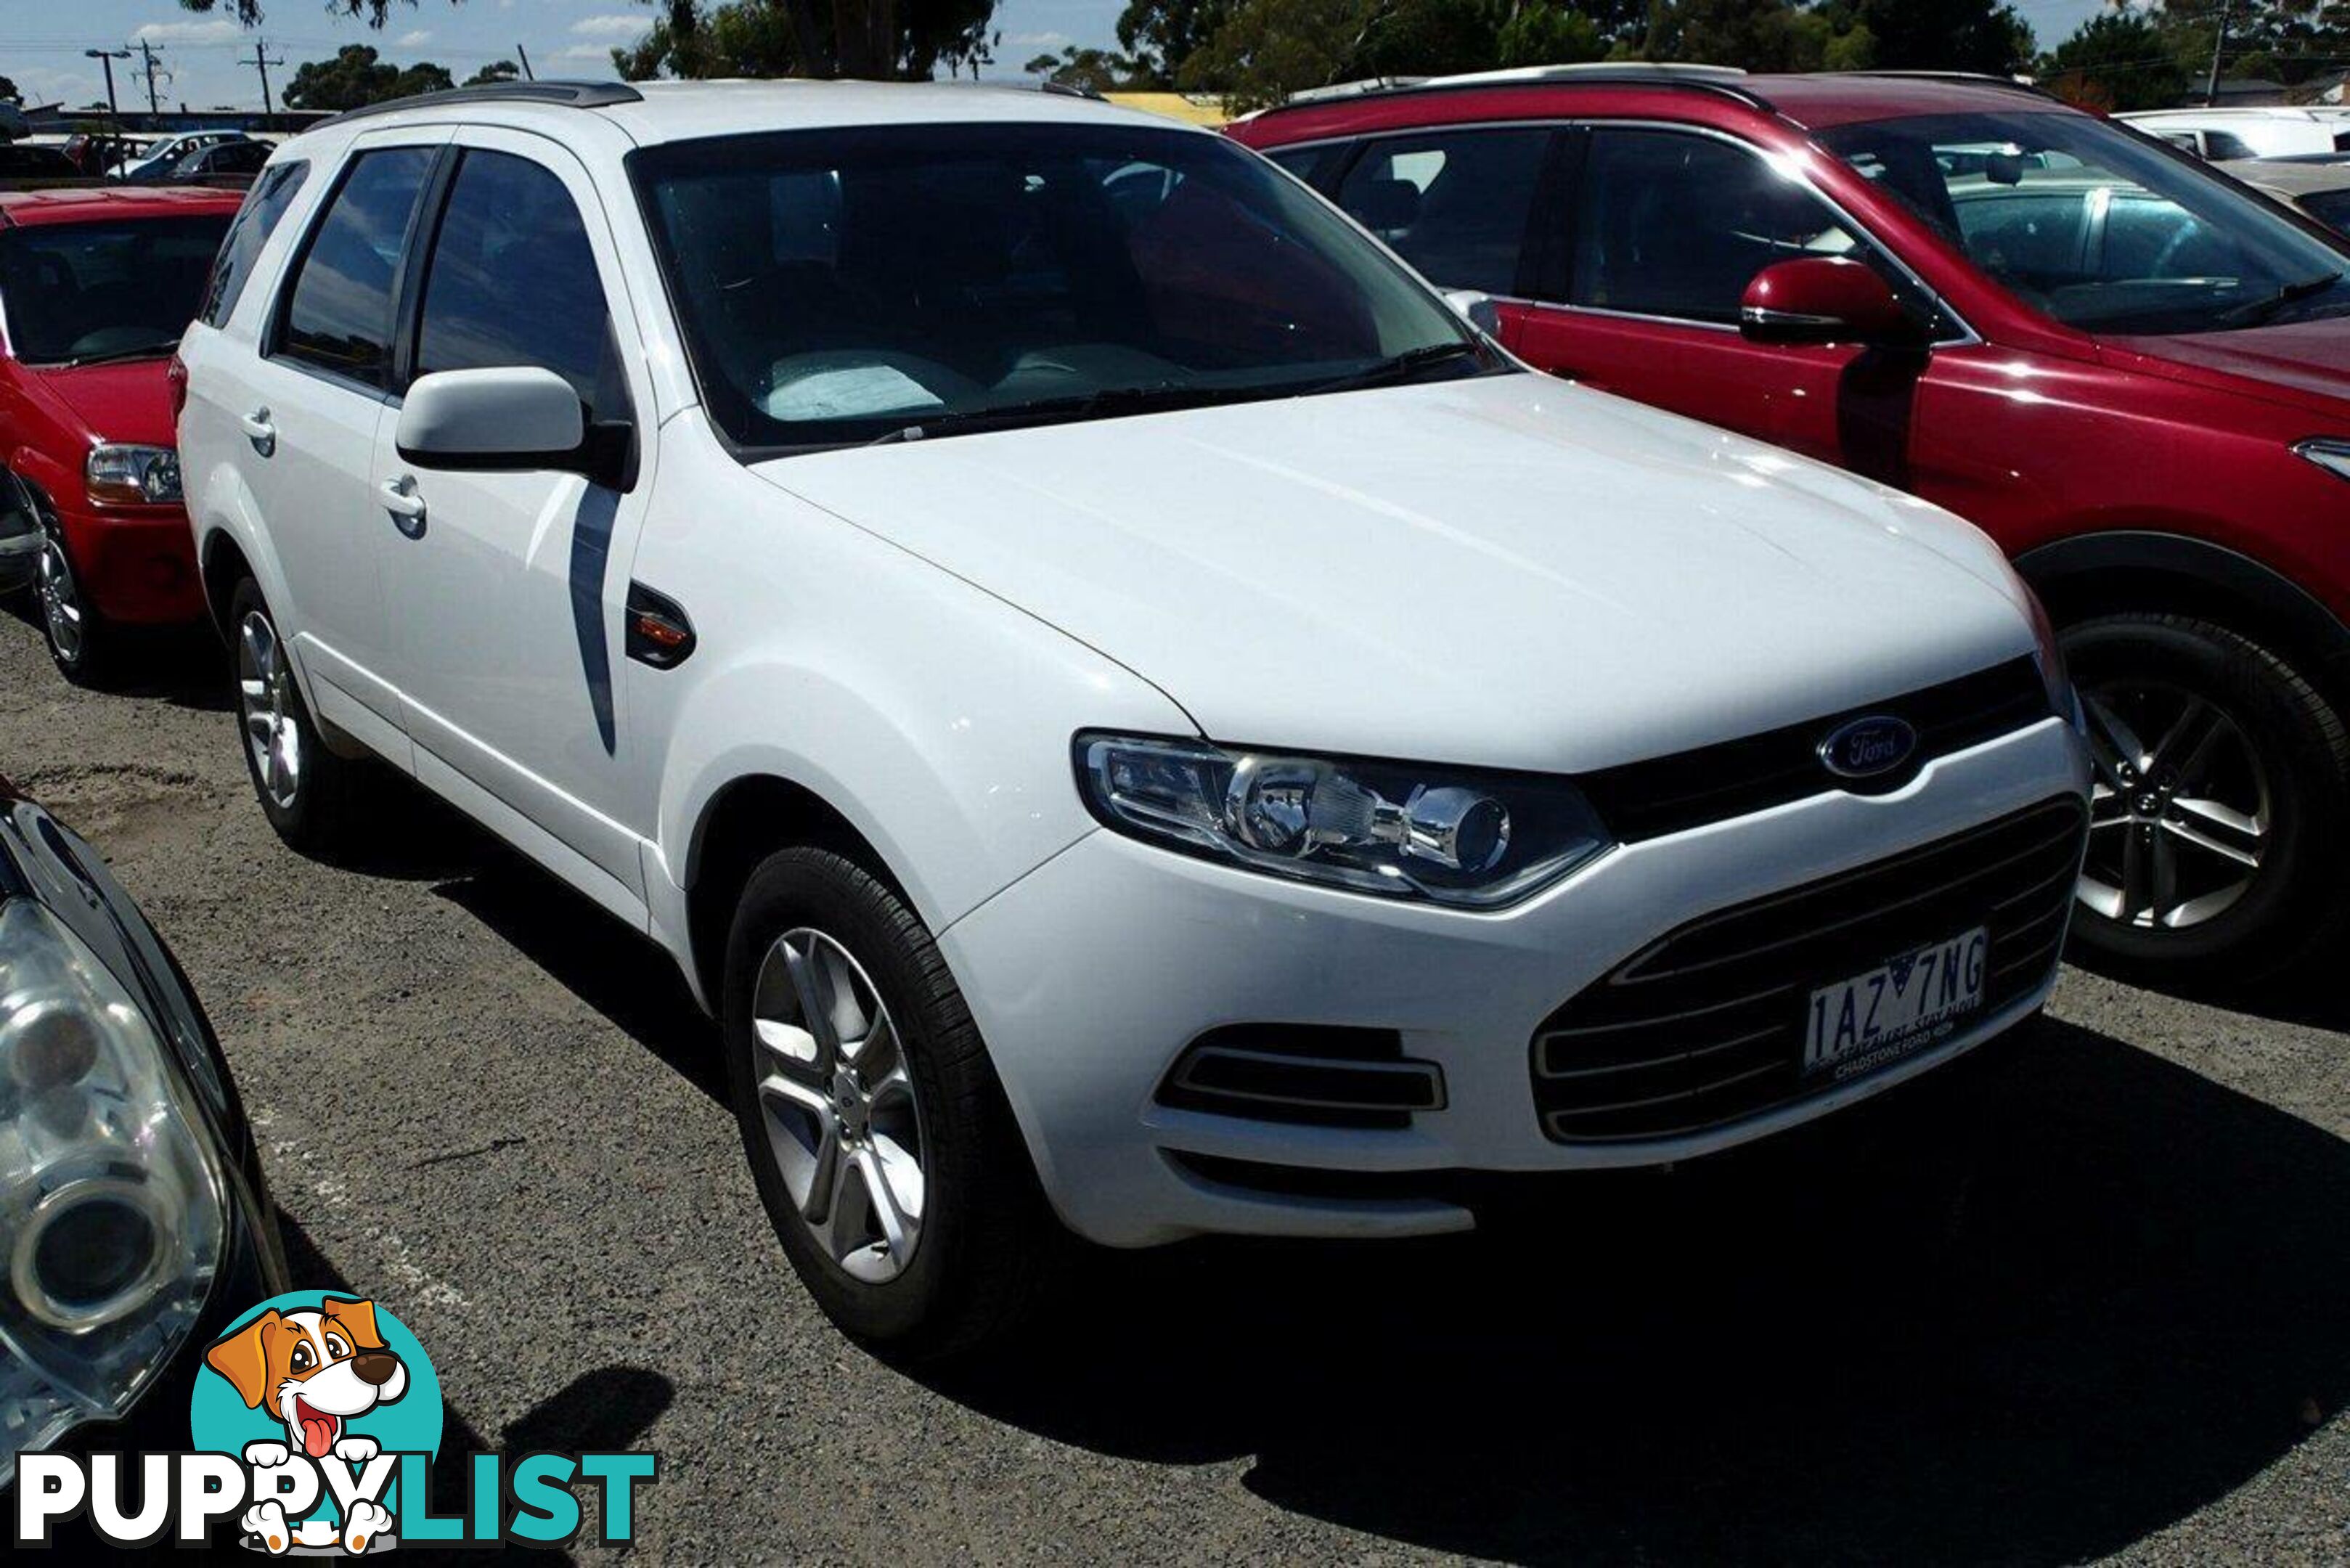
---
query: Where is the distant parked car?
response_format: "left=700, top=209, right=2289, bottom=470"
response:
left=118, top=131, right=248, bottom=182
left=2121, top=107, right=2349, bottom=160
left=1236, top=67, right=2350, bottom=987
left=2222, top=155, right=2350, bottom=234
left=0, top=772, right=287, bottom=1490
left=169, top=139, right=272, bottom=182
left=0, top=144, right=81, bottom=181
left=0, top=186, right=244, bottom=679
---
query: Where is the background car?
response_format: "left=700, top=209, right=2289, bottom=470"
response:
left=2120, top=107, right=2350, bottom=160
left=2222, top=155, right=2350, bottom=234
left=1234, top=68, right=2350, bottom=990
left=168, top=139, right=273, bottom=184
left=0, top=186, right=242, bottom=680
left=0, top=772, right=286, bottom=1491
left=117, top=130, right=248, bottom=182
left=0, top=144, right=81, bottom=183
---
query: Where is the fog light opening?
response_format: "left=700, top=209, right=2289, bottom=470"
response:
left=12, top=1178, right=176, bottom=1331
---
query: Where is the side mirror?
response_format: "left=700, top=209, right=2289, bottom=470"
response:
left=396, top=367, right=619, bottom=483
left=1443, top=289, right=1502, bottom=338
left=1739, top=258, right=1923, bottom=349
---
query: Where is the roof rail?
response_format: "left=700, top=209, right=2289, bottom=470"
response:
left=1260, top=62, right=1767, bottom=116
left=317, top=79, right=645, bottom=131
left=1831, top=70, right=2052, bottom=98
left=1037, top=80, right=1107, bottom=102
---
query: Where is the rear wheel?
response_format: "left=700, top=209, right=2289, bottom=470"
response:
left=723, top=846, right=1057, bottom=1360
left=229, top=579, right=358, bottom=854
left=2063, top=612, right=2350, bottom=986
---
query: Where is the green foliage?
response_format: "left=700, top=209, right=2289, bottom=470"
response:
left=1496, top=4, right=1605, bottom=69
left=282, top=44, right=454, bottom=110
left=2041, top=11, right=2191, bottom=113
left=608, top=0, right=995, bottom=81
left=1117, top=0, right=1236, bottom=88
left=0, top=75, right=18, bottom=104
left=1844, top=0, right=2031, bottom=74
left=1023, top=46, right=1152, bottom=91
left=177, top=0, right=439, bottom=25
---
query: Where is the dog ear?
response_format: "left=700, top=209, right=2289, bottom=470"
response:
left=204, top=1310, right=277, bottom=1409
left=322, top=1297, right=385, bottom=1352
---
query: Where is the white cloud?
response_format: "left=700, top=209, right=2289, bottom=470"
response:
left=396, top=29, right=435, bottom=46
left=570, top=14, right=652, bottom=38
left=1008, top=30, right=1073, bottom=49
left=552, top=43, right=623, bottom=62
left=131, top=19, right=245, bottom=44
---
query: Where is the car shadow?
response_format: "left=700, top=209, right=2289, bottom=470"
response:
left=922, top=1018, right=2350, bottom=1565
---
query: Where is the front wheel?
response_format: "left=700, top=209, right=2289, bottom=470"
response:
left=2064, top=612, right=2350, bottom=987
left=35, top=528, right=110, bottom=685
left=723, top=846, right=1057, bottom=1360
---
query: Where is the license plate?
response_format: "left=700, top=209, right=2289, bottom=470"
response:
left=1803, top=927, right=1987, bottom=1079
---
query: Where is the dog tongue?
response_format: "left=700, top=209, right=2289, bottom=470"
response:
left=301, top=1416, right=335, bottom=1458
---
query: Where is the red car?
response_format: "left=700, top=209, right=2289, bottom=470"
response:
left=0, top=187, right=242, bottom=681
left=1233, top=67, right=2350, bottom=987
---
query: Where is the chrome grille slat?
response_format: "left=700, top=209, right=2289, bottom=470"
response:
left=1530, top=798, right=2087, bottom=1144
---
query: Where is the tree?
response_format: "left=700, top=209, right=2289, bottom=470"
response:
left=608, top=0, right=997, bottom=81
left=462, top=60, right=520, bottom=86
left=1177, top=0, right=1360, bottom=109
left=1496, top=4, right=1607, bottom=70
left=1023, top=46, right=1149, bottom=91
left=1829, top=0, right=2030, bottom=75
left=178, top=0, right=446, bottom=24
left=0, top=75, right=19, bottom=104
left=2041, top=11, right=2190, bottom=113
left=283, top=45, right=454, bottom=110
left=1117, top=0, right=1234, bottom=86
left=1632, top=0, right=1863, bottom=73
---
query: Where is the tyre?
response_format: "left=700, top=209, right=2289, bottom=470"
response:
left=34, top=524, right=112, bottom=687
left=227, top=579, right=358, bottom=854
left=723, top=846, right=1057, bottom=1360
left=2064, top=612, right=2350, bottom=987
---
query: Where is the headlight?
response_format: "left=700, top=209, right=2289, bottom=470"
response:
left=83, top=444, right=181, bottom=505
left=0, top=899, right=224, bottom=1487
left=2296, top=438, right=2350, bottom=484
left=2020, top=586, right=2086, bottom=735
left=1076, top=733, right=1612, bottom=907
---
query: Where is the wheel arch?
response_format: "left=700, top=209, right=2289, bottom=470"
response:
left=2016, top=530, right=2350, bottom=703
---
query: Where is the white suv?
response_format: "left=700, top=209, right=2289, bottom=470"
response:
left=178, top=79, right=2090, bottom=1354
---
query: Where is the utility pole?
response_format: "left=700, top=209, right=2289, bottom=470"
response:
left=247, top=38, right=284, bottom=117
left=84, top=46, right=128, bottom=133
left=2206, top=0, right=2229, bottom=107
left=133, top=38, right=169, bottom=116
left=515, top=44, right=536, bottom=81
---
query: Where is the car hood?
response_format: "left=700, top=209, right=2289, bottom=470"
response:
left=26, top=359, right=176, bottom=449
left=751, top=374, right=2038, bottom=773
left=2103, top=317, right=2350, bottom=420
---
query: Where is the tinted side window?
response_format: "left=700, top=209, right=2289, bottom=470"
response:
left=277, top=147, right=435, bottom=386
left=1264, top=144, right=1330, bottom=184
left=201, top=160, right=309, bottom=327
left=1565, top=129, right=1866, bottom=325
left=415, top=150, right=619, bottom=421
left=1337, top=129, right=1550, bottom=294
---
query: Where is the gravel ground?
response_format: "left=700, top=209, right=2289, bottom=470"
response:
left=4, top=605, right=2346, bottom=1566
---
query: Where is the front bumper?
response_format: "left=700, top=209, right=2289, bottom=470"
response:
left=941, top=716, right=2090, bottom=1247
left=54, top=502, right=203, bottom=624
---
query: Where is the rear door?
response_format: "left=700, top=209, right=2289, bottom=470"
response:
left=232, top=131, right=448, bottom=762
left=370, top=129, right=657, bottom=920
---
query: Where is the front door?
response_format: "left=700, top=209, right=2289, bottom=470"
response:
left=370, top=130, right=658, bottom=921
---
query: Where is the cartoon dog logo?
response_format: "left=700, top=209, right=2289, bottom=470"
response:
left=203, top=1297, right=409, bottom=1554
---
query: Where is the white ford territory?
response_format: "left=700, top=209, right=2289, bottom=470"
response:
left=177, top=79, right=2090, bottom=1355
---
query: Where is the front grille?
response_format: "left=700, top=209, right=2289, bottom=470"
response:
left=1530, top=797, right=2086, bottom=1144
left=1577, top=658, right=2052, bottom=843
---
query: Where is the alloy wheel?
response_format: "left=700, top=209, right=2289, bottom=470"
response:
left=748, top=928, right=926, bottom=1283
left=237, top=611, right=303, bottom=812
left=2078, top=681, right=2269, bottom=929
left=35, top=536, right=82, bottom=666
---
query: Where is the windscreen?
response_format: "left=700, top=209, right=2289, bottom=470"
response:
left=630, top=121, right=1494, bottom=452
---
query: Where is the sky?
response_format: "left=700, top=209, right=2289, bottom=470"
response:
left=4, top=0, right=2113, bottom=115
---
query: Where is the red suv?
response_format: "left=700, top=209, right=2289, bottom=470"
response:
left=0, top=187, right=243, bottom=681
left=1234, top=67, right=2350, bottom=987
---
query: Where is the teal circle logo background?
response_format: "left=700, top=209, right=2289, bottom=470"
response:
left=188, top=1291, right=444, bottom=1463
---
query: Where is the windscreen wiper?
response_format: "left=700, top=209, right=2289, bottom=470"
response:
left=54, top=342, right=182, bottom=368
left=1303, top=340, right=1488, bottom=396
left=865, top=382, right=1223, bottom=446
left=2217, top=271, right=2343, bottom=329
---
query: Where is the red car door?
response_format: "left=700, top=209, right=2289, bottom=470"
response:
left=1507, top=124, right=1948, bottom=489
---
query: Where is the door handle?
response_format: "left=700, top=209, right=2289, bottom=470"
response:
left=380, top=476, right=427, bottom=538
left=238, top=408, right=275, bottom=455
